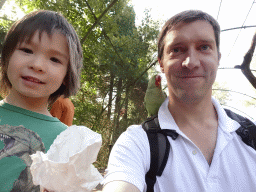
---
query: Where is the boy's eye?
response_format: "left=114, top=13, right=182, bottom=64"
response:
left=50, top=57, right=61, bottom=63
left=20, top=48, right=33, bottom=54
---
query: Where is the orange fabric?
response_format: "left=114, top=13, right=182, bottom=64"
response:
left=50, top=97, right=75, bottom=126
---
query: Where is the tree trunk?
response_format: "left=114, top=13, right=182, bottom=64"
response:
left=112, top=77, right=123, bottom=144
left=107, top=70, right=114, bottom=119
left=122, top=86, right=129, bottom=130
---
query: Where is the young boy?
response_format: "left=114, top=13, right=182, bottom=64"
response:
left=0, top=10, right=83, bottom=191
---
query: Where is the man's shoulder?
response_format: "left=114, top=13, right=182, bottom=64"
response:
left=121, top=124, right=146, bottom=139
left=114, top=124, right=149, bottom=150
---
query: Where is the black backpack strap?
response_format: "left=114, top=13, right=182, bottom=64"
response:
left=142, top=115, right=179, bottom=192
left=225, top=108, right=256, bottom=150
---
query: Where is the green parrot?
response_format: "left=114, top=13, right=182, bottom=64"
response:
left=144, top=74, right=167, bottom=117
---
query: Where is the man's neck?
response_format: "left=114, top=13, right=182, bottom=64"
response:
left=168, top=95, right=218, bottom=131
left=168, top=95, right=219, bottom=165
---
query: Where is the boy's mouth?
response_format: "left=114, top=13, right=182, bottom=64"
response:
left=22, top=76, right=45, bottom=84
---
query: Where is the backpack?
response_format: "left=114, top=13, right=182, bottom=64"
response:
left=142, top=108, right=256, bottom=192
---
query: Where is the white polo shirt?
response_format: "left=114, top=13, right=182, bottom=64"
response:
left=103, top=97, right=256, bottom=192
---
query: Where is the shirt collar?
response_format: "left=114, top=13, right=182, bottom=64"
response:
left=158, top=98, right=183, bottom=135
left=158, top=97, right=241, bottom=134
left=212, top=97, right=241, bottom=133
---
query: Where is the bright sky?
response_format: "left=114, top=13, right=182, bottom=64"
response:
left=131, top=0, right=256, bottom=120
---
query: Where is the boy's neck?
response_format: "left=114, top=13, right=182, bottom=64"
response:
left=5, top=91, right=51, bottom=116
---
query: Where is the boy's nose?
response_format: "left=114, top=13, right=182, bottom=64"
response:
left=182, top=49, right=200, bottom=70
left=29, top=57, right=45, bottom=72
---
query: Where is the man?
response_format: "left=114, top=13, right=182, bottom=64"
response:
left=103, top=10, right=256, bottom=192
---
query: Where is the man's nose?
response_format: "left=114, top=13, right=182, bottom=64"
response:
left=182, top=49, right=200, bottom=70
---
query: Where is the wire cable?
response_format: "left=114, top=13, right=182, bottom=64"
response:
left=227, top=0, right=255, bottom=57
left=218, top=67, right=256, bottom=72
left=217, top=0, right=223, bottom=21
left=221, top=104, right=255, bottom=120
left=212, top=88, right=256, bottom=101
left=221, top=25, right=256, bottom=32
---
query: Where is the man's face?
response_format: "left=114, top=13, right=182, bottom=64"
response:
left=159, top=20, right=220, bottom=104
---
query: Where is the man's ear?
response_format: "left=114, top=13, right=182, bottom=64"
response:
left=158, top=58, right=164, bottom=73
left=218, top=52, right=221, bottom=63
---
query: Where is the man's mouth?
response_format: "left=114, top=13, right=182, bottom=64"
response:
left=22, top=76, right=44, bottom=84
left=180, top=76, right=203, bottom=78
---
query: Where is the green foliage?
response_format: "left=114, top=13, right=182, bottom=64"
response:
left=71, top=80, right=113, bottom=168
left=242, top=88, right=256, bottom=107
left=212, top=81, right=231, bottom=105
left=127, top=77, right=148, bottom=124
left=0, top=16, right=14, bottom=53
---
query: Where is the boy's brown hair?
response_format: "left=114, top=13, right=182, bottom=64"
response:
left=0, top=10, right=83, bottom=104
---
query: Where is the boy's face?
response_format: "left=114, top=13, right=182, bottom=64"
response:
left=159, top=20, right=220, bottom=104
left=7, top=31, right=69, bottom=101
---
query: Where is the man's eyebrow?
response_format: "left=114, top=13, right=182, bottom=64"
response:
left=165, top=42, right=183, bottom=53
left=165, top=38, right=216, bottom=49
left=197, top=39, right=216, bottom=44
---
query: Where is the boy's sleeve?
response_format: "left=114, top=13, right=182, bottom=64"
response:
left=103, top=125, right=151, bottom=192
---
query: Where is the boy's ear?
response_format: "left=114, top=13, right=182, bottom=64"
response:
left=158, top=58, right=164, bottom=73
left=62, top=75, right=68, bottom=86
left=61, top=79, right=66, bottom=86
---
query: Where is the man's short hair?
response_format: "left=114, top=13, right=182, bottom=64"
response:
left=0, top=10, right=83, bottom=104
left=158, top=10, right=220, bottom=61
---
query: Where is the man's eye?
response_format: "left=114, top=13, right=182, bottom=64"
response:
left=200, top=45, right=210, bottom=51
left=50, top=57, right=61, bottom=63
left=172, top=48, right=181, bottom=53
left=20, top=48, right=33, bottom=54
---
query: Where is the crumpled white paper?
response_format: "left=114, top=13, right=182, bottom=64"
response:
left=30, top=125, right=103, bottom=192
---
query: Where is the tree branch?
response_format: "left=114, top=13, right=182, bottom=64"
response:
left=81, top=0, right=118, bottom=44
left=99, top=59, right=158, bottom=116
left=234, top=31, right=256, bottom=89
left=0, top=16, right=14, bottom=22
left=0, top=0, right=6, bottom=10
left=83, top=0, right=132, bottom=68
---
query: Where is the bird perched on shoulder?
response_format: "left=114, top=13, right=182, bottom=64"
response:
left=144, top=74, right=167, bottom=117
